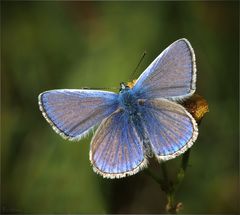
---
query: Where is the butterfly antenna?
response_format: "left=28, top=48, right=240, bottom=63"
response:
left=82, top=87, right=118, bottom=91
left=129, top=51, right=147, bottom=81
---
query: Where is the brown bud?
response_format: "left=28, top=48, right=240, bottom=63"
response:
left=182, top=94, right=209, bottom=123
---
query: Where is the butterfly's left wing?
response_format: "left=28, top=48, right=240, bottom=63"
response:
left=90, top=109, right=147, bottom=178
left=140, top=99, right=198, bottom=161
left=39, top=89, right=119, bottom=141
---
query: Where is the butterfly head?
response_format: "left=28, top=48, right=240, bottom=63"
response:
left=119, top=80, right=137, bottom=93
left=119, top=82, right=130, bottom=93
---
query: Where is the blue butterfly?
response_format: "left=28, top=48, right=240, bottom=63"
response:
left=38, top=38, right=198, bottom=179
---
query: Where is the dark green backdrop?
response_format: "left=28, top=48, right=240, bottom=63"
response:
left=1, top=1, right=239, bottom=213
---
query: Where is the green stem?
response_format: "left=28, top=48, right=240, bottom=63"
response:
left=175, top=149, right=191, bottom=191
left=161, top=163, right=176, bottom=213
left=166, top=192, right=177, bottom=214
left=145, top=150, right=191, bottom=214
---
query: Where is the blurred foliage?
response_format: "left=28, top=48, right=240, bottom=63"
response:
left=1, top=1, right=239, bottom=214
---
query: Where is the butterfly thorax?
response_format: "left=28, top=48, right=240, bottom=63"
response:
left=119, top=83, right=139, bottom=115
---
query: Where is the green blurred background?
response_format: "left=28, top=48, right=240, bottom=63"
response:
left=1, top=1, right=239, bottom=214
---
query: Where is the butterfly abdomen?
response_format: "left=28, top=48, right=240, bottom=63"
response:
left=131, top=113, right=153, bottom=157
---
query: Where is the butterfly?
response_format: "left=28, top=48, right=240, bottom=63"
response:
left=38, top=38, right=198, bottom=179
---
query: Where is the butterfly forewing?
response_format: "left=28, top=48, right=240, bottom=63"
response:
left=39, top=90, right=119, bottom=140
left=133, top=39, right=196, bottom=100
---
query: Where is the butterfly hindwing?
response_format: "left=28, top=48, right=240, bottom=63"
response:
left=133, top=38, right=196, bottom=100
left=39, top=89, right=119, bottom=141
left=140, top=99, right=198, bottom=161
left=90, top=109, right=147, bottom=178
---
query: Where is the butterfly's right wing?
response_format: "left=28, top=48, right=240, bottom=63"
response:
left=39, top=89, right=119, bottom=141
left=90, top=109, right=147, bottom=179
left=133, top=39, right=196, bottom=100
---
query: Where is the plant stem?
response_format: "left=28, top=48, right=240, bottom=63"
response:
left=174, top=149, right=191, bottom=191
left=166, top=192, right=177, bottom=214
left=145, top=149, right=191, bottom=214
